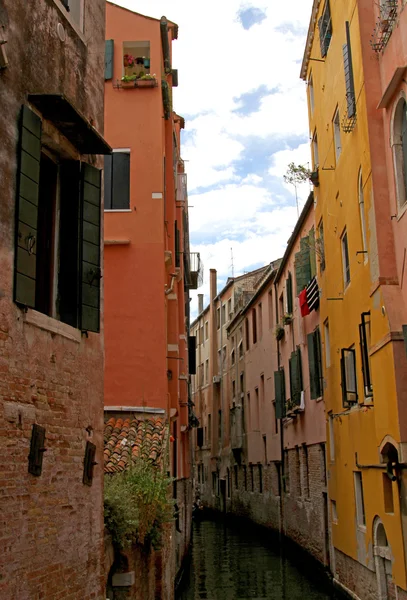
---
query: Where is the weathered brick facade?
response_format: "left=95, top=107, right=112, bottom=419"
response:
left=0, top=1, right=107, bottom=598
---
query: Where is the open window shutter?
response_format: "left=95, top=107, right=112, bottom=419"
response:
left=295, top=237, right=311, bottom=295
left=314, top=327, right=323, bottom=397
left=286, top=272, right=293, bottom=314
left=290, top=349, right=302, bottom=406
left=307, top=333, right=318, bottom=399
left=14, top=105, right=42, bottom=308
left=318, top=16, right=327, bottom=57
left=343, top=22, right=356, bottom=119
left=80, top=163, right=101, bottom=333
left=105, top=39, right=114, bottom=80
left=309, top=227, right=317, bottom=278
left=274, top=369, right=286, bottom=419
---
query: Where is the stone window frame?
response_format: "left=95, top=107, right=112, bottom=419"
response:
left=53, top=0, right=86, bottom=43
left=390, top=92, right=407, bottom=213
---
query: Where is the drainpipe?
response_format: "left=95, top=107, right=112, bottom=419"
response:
left=160, top=17, right=171, bottom=73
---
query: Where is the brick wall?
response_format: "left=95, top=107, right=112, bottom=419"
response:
left=0, top=0, right=106, bottom=598
left=283, top=444, right=328, bottom=564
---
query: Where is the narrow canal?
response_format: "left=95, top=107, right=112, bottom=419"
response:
left=177, top=519, right=341, bottom=600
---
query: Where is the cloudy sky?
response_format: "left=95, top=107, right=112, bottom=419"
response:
left=112, top=0, right=314, bottom=316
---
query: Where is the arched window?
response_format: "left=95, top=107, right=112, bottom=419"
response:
left=358, top=170, right=368, bottom=262
left=392, top=97, right=407, bottom=209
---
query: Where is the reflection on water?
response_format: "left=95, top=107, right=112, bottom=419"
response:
left=177, top=519, right=338, bottom=600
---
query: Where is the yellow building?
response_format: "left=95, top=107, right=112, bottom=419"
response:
left=301, top=1, right=407, bottom=598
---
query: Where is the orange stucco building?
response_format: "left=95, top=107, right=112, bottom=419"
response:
left=103, top=2, right=202, bottom=585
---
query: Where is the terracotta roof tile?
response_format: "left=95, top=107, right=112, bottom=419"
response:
left=104, top=416, right=168, bottom=474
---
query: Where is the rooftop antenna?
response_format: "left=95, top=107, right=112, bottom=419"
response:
left=230, top=248, right=234, bottom=278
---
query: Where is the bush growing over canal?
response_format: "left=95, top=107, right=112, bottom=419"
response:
left=104, top=460, right=174, bottom=550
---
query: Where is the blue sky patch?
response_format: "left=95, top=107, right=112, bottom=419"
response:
left=233, top=85, right=279, bottom=116
left=237, top=6, right=267, bottom=30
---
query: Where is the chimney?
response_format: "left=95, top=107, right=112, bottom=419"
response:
left=198, top=294, right=204, bottom=314
left=210, top=269, right=217, bottom=302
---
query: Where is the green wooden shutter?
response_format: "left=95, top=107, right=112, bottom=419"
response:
left=286, top=272, right=293, bottom=314
left=295, top=236, right=311, bottom=295
left=307, top=333, right=318, bottom=399
left=309, top=227, right=317, bottom=278
left=105, top=39, right=114, bottom=80
left=80, top=163, right=101, bottom=333
left=274, top=369, right=286, bottom=419
left=290, top=349, right=303, bottom=406
left=14, top=105, right=42, bottom=308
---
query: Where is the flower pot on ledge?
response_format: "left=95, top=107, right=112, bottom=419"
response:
left=135, top=78, right=157, bottom=88
left=275, top=326, right=285, bottom=341
left=121, top=80, right=135, bottom=89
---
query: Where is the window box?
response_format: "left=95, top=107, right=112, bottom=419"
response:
left=135, top=77, right=157, bottom=88
left=120, top=76, right=157, bottom=89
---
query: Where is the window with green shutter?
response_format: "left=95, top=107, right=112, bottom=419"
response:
left=289, top=348, right=303, bottom=406
left=295, top=236, right=311, bottom=295
left=274, top=369, right=286, bottom=419
left=14, top=105, right=102, bottom=333
left=307, top=328, right=323, bottom=399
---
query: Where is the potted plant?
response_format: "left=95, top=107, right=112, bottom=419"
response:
left=121, top=74, right=137, bottom=88
left=136, top=73, right=157, bottom=87
left=282, top=313, right=293, bottom=326
left=309, top=168, right=319, bottom=187
left=274, top=324, right=285, bottom=341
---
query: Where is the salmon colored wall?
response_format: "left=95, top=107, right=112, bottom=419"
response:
left=276, top=206, right=326, bottom=451
left=104, top=4, right=167, bottom=410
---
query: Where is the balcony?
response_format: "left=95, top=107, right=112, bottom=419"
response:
left=370, top=0, right=398, bottom=53
left=184, top=252, right=203, bottom=290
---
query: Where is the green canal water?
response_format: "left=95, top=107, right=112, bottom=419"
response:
left=176, top=519, right=341, bottom=600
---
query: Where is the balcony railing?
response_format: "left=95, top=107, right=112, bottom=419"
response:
left=370, top=0, right=398, bottom=53
left=187, top=252, right=203, bottom=290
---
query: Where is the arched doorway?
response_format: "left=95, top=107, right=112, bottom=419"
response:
left=373, top=517, right=393, bottom=599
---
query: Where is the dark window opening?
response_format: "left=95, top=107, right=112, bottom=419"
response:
left=258, top=464, right=263, bottom=493
left=252, top=308, right=257, bottom=344
left=104, top=152, right=130, bottom=210
left=250, top=464, right=254, bottom=492
left=36, top=153, right=58, bottom=317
